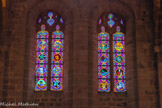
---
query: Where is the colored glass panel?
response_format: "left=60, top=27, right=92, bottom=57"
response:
left=36, top=52, right=48, bottom=63
left=37, top=25, right=49, bottom=38
left=113, top=53, right=125, bottom=66
left=98, top=53, right=110, bottom=66
left=114, top=80, right=126, bottom=92
left=98, top=26, right=109, bottom=41
left=113, top=26, right=124, bottom=41
left=51, top=64, right=63, bottom=78
left=113, top=26, right=126, bottom=92
left=114, top=66, right=125, bottom=79
left=51, top=25, right=64, bottom=91
left=120, top=19, right=124, bottom=25
left=98, top=18, right=102, bottom=25
left=98, top=13, right=126, bottom=92
left=98, top=41, right=109, bottom=52
left=52, top=39, right=64, bottom=52
left=35, top=11, right=64, bottom=91
left=113, top=41, right=125, bottom=53
left=51, top=78, right=63, bottom=91
left=38, top=18, right=41, bottom=23
left=47, top=12, right=55, bottom=26
left=107, top=14, right=115, bottom=28
left=98, top=26, right=110, bottom=92
left=37, top=39, right=48, bottom=51
left=51, top=52, right=63, bottom=64
left=98, top=79, right=110, bottom=92
left=98, top=66, right=110, bottom=79
left=35, top=78, right=47, bottom=91
left=60, top=17, right=64, bottom=23
left=36, top=64, right=48, bottom=77
left=52, top=25, right=64, bottom=38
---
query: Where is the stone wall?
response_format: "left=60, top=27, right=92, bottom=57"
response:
left=0, top=0, right=159, bottom=108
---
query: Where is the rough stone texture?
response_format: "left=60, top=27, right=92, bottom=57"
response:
left=0, top=0, right=161, bottom=108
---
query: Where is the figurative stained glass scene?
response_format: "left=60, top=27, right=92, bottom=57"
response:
left=97, top=12, right=126, bottom=92
left=35, top=10, right=64, bottom=91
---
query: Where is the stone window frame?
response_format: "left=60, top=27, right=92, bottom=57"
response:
left=87, top=0, right=138, bottom=107
left=24, top=1, right=73, bottom=103
left=35, top=10, right=65, bottom=91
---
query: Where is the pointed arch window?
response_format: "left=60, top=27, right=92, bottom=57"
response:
left=98, top=13, right=126, bottom=92
left=35, top=10, right=64, bottom=91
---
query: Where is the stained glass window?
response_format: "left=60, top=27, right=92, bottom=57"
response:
left=35, top=10, right=64, bottom=91
left=98, top=13, right=126, bottom=92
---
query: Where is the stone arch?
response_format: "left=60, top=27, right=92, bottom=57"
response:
left=87, top=0, right=137, bottom=107
left=23, top=1, right=74, bottom=107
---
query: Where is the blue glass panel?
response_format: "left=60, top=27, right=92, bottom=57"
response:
left=114, top=80, right=126, bottom=92
left=51, top=78, right=63, bottom=91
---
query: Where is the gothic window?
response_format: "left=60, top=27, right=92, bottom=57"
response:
left=35, top=10, right=64, bottom=91
left=98, top=13, right=126, bottom=92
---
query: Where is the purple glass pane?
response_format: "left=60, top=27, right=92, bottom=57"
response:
left=120, top=19, right=124, bottom=25
left=38, top=18, right=41, bottom=23
left=98, top=18, right=102, bottom=25
left=60, top=17, right=64, bottom=23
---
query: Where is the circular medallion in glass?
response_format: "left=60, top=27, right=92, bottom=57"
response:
left=54, top=54, right=61, bottom=61
left=100, top=43, right=108, bottom=51
left=100, top=55, right=108, bottom=63
left=54, top=41, right=62, bottom=49
left=116, top=82, right=124, bottom=90
left=38, top=67, right=46, bottom=74
left=115, top=42, right=123, bottom=51
left=39, top=54, right=46, bottom=61
left=115, top=56, right=123, bottom=63
left=100, top=68, right=108, bottom=76
left=37, top=79, right=46, bottom=88
left=100, top=81, right=108, bottom=90
left=52, top=66, right=61, bottom=75
left=53, top=80, right=61, bottom=88
left=116, top=69, right=123, bottom=77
